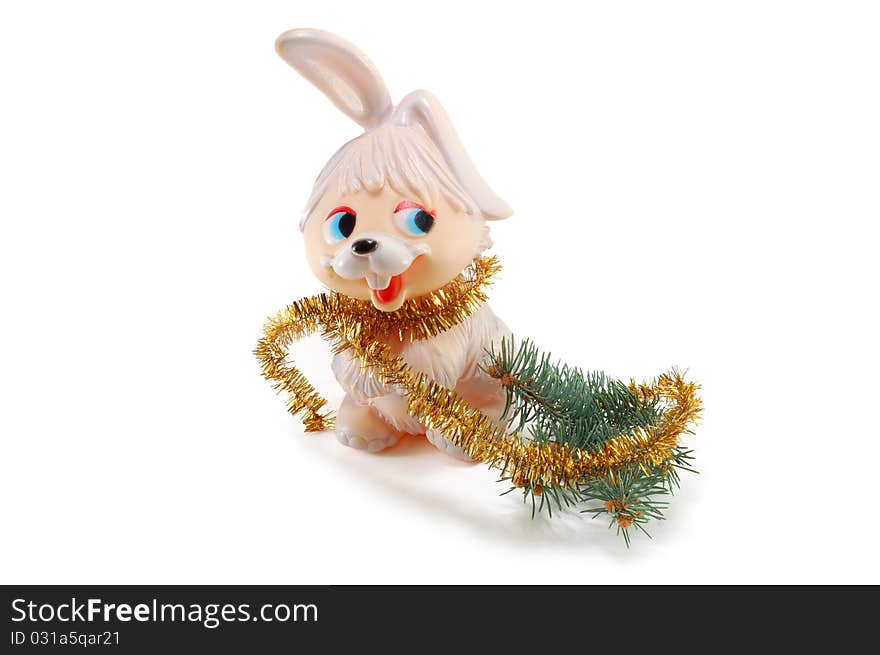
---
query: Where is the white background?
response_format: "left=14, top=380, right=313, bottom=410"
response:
left=1, top=1, right=878, bottom=584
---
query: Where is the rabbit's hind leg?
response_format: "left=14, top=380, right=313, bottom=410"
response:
left=426, top=374, right=508, bottom=462
left=335, top=393, right=400, bottom=453
left=426, top=397, right=507, bottom=462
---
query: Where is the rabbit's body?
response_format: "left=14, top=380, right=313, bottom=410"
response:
left=276, top=29, right=513, bottom=458
left=332, top=303, right=510, bottom=457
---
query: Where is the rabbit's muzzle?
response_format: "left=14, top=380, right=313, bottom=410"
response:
left=322, top=231, right=430, bottom=293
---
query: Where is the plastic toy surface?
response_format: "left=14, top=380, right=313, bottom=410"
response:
left=275, top=28, right=513, bottom=458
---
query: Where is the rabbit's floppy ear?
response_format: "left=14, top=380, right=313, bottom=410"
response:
left=275, top=29, right=393, bottom=129
left=393, top=91, right=512, bottom=220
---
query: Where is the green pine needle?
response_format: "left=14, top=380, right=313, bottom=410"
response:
left=485, top=336, right=697, bottom=546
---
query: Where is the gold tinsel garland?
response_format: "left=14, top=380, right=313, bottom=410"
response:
left=256, top=256, right=702, bottom=488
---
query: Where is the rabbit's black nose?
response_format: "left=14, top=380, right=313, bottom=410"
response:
left=351, top=239, right=378, bottom=255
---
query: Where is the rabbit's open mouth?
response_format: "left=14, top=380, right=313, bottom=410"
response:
left=370, top=273, right=403, bottom=305
left=323, top=234, right=428, bottom=311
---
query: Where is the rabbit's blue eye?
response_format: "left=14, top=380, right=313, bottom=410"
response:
left=323, top=206, right=357, bottom=244
left=393, top=202, right=435, bottom=236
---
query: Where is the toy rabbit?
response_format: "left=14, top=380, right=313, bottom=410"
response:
left=275, top=29, right=513, bottom=459
left=261, top=29, right=702, bottom=542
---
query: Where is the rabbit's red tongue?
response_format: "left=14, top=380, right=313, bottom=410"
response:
left=372, top=274, right=402, bottom=304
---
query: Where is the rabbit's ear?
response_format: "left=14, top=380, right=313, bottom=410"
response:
left=275, top=29, right=393, bottom=129
left=393, top=91, right=512, bottom=220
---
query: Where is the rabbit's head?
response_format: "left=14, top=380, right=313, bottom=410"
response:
left=276, top=29, right=512, bottom=311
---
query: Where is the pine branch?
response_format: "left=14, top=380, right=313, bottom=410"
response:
left=485, top=337, right=698, bottom=546
left=485, top=337, right=661, bottom=450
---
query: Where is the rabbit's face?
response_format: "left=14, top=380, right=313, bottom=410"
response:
left=303, top=183, right=484, bottom=311
left=278, top=28, right=511, bottom=309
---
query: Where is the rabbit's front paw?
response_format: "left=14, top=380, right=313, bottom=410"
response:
left=335, top=393, right=400, bottom=453
left=335, top=429, right=398, bottom=453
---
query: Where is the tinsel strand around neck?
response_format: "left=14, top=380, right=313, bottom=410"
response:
left=328, top=255, right=501, bottom=342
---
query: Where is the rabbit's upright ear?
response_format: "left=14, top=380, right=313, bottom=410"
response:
left=393, top=91, right=512, bottom=220
left=275, top=29, right=393, bottom=129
